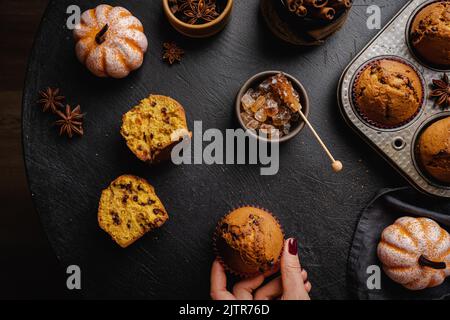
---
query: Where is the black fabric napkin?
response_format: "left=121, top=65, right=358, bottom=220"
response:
left=347, top=187, right=450, bottom=300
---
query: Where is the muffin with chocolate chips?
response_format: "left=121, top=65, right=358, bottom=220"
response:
left=98, top=175, right=169, bottom=248
left=214, top=206, right=284, bottom=277
left=353, top=58, right=424, bottom=128
left=410, top=1, right=450, bottom=67
left=121, top=95, right=190, bottom=164
left=417, top=116, right=450, bottom=184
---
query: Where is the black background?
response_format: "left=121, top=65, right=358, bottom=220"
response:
left=22, top=0, right=410, bottom=299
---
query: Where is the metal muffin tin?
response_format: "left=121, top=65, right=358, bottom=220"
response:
left=338, top=0, right=450, bottom=198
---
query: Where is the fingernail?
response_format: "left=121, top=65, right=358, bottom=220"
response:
left=288, top=238, right=298, bottom=255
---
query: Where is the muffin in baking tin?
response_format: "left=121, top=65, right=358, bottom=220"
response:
left=416, top=116, right=450, bottom=186
left=409, top=0, right=450, bottom=69
left=352, top=57, right=424, bottom=129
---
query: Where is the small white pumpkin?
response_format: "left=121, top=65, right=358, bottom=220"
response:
left=73, top=5, right=148, bottom=78
left=377, top=217, right=450, bottom=290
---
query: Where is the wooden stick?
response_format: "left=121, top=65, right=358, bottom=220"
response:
left=297, top=110, right=343, bottom=173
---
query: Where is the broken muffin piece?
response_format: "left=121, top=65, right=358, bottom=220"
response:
left=121, top=95, right=190, bottom=164
left=98, top=175, right=169, bottom=248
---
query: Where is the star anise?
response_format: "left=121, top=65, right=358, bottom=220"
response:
left=37, top=87, right=65, bottom=113
left=184, top=0, right=219, bottom=25
left=430, top=73, right=450, bottom=108
left=163, top=42, right=184, bottom=65
left=169, top=0, right=195, bottom=14
left=55, top=104, right=84, bottom=138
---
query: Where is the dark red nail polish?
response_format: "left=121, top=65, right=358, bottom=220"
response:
left=288, top=238, right=298, bottom=255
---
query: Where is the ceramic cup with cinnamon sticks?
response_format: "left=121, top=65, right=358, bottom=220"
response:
left=261, top=0, right=353, bottom=46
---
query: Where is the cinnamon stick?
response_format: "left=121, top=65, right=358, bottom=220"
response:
left=304, top=0, right=328, bottom=8
left=311, top=7, right=335, bottom=20
left=330, top=0, right=352, bottom=10
left=296, top=5, right=308, bottom=17
left=286, top=0, right=304, bottom=12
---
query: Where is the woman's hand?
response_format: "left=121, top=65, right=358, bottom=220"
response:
left=210, top=238, right=311, bottom=300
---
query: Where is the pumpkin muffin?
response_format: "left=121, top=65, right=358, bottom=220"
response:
left=410, top=1, right=450, bottom=67
left=417, top=116, right=450, bottom=184
left=121, top=95, right=190, bottom=164
left=98, top=175, right=169, bottom=248
left=214, top=206, right=284, bottom=277
left=353, top=58, right=423, bottom=128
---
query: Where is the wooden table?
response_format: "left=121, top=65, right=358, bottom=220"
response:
left=0, top=0, right=73, bottom=299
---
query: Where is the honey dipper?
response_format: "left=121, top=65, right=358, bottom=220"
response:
left=297, top=106, right=343, bottom=173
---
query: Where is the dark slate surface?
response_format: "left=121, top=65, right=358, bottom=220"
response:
left=22, top=0, right=409, bottom=299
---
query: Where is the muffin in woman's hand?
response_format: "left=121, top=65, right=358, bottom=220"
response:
left=121, top=95, right=191, bottom=164
left=410, top=1, right=450, bottom=67
left=353, top=58, right=423, bottom=128
left=98, top=175, right=169, bottom=248
left=417, top=116, right=450, bottom=184
left=214, top=206, right=284, bottom=277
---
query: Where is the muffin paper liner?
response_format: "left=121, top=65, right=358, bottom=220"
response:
left=351, top=56, right=425, bottom=130
left=213, top=204, right=285, bottom=279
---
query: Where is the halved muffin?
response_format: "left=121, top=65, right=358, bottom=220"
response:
left=98, top=175, right=169, bottom=248
left=121, top=95, right=190, bottom=164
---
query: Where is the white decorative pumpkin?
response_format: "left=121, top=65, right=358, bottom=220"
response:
left=73, top=5, right=148, bottom=78
left=377, top=217, right=450, bottom=290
